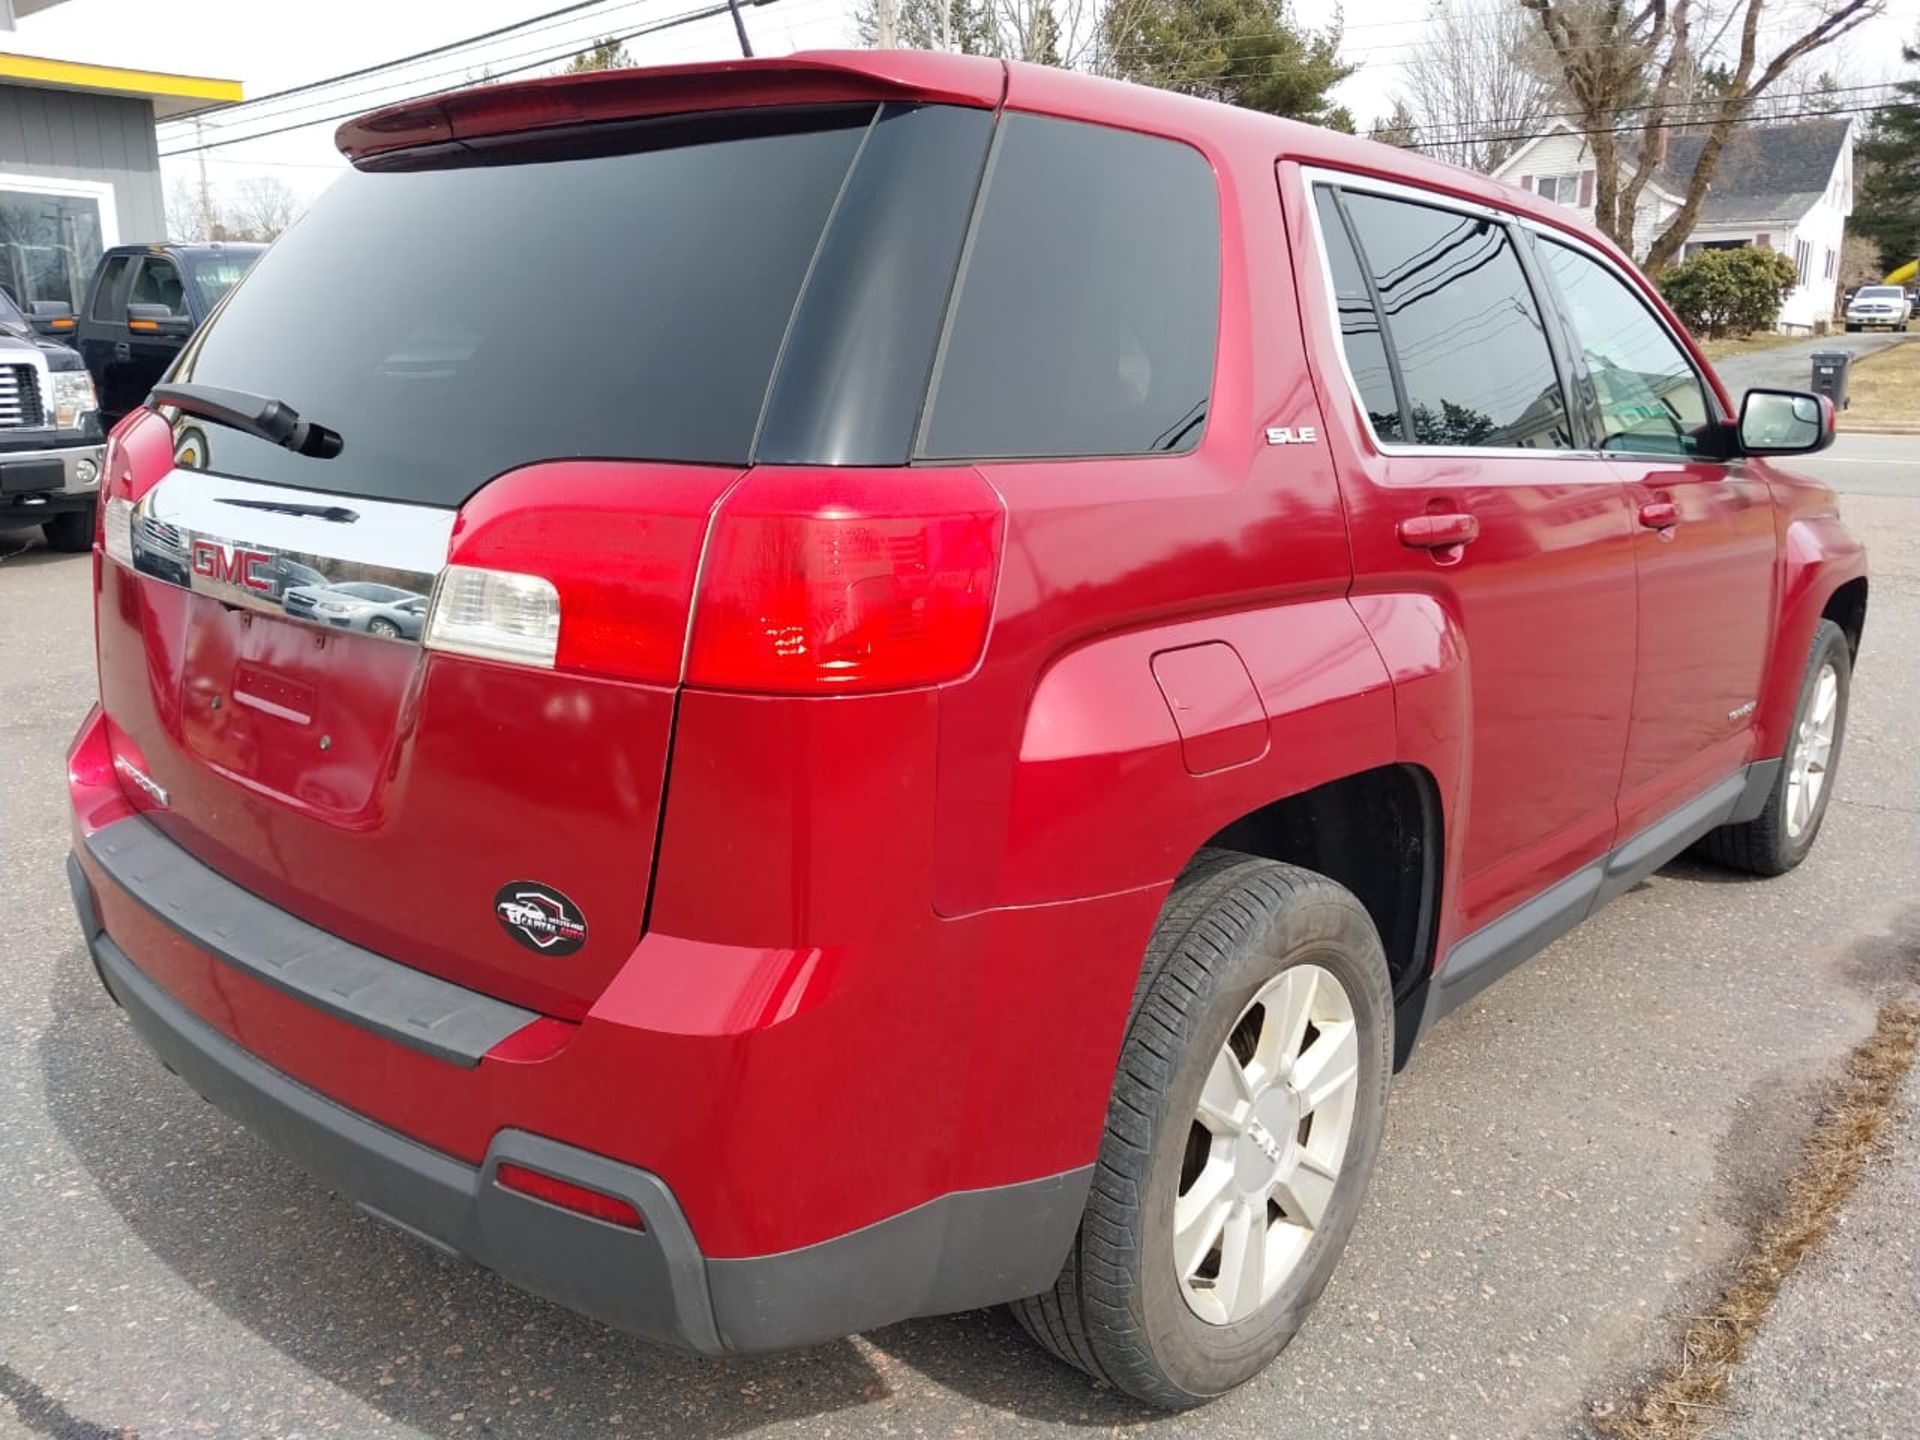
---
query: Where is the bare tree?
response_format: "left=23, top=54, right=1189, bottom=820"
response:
left=225, top=176, right=302, bottom=243
left=164, top=176, right=215, bottom=242
left=1523, top=0, right=1883, bottom=274
left=1399, top=1, right=1556, bottom=173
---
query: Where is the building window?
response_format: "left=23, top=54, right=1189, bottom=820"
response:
left=1793, top=238, right=1812, bottom=286
left=1824, top=247, right=1836, bottom=280
left=1536, top=174, right=1581, bottom=204
left=0, top=176, right=116, bottom=313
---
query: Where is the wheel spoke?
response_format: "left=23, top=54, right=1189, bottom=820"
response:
left=1252, top=967, right=1317, bottom=1088
left=1291, top=1021, right=1359, bottom=1114
left=1173, top=1161, right=1235, bottom=1279
left=1272, top=1151, right=1338, bottom=1229
left=1198, top=1047, right=1253, bottom=1132
left=1214, top=1202, right=1267, bottom=1320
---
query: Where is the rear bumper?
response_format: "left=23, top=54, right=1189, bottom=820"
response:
left=66, top=822, right=1094, bottom=1353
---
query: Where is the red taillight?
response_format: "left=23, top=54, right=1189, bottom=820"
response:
left=494, top=1163, right=645, bottom=1230
left=686, top=467, right=1003, bottom=694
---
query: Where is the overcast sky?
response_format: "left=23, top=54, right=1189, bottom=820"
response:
left=9, top=0, right=1919, bottom=216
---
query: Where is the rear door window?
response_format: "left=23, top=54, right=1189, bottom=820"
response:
left=172, top=108, right=878, bottom=506
left=919, top=113, right=1220, bottom=460
left=90, top=255, right=134, bottom=322
left=1335, top=190, right=1573, bottom=450
left=1312, top=189, right=1406, bottom=443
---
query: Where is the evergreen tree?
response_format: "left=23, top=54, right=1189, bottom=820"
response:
left=1854, top=38, right=1920, bottom=275
left=1101, top=0, right=1354, bottom=125
left=565, top=38, right=633, bottom=72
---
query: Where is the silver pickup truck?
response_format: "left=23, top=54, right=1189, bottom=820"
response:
left=0, top=288, right=106, bottom=552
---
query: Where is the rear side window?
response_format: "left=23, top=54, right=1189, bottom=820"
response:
left=1312, top=190, right=1404, bottom=443
left=173, top=108, right=876, bottom=505
left=920, top=114, right=1220, bottom=460
left=1334, top=189, right=1572, bottom=451
left=90, top=255, right=133, bottom=321
left=1537, top=239, right=1714, bottom=457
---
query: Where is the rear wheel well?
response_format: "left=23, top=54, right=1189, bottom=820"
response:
left=1822, top=578, right=1867, bottom=662
left=1199, top=764, right=1440, bottom=1068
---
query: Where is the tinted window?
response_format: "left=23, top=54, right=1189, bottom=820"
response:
left=1341, top=191, right=1572, bottom=450
left=173, top=108, right=874, bottom=505
left=90, top=255, right=133, bottom=321
left=921, top=114, right=1219, bottom=459
left=131, top=257, right=187, bottom=315
left=1313, top=189, right=1404, bottom=443
left=186, top=251, right=263, bottom=309
left=1538, top=238, right=1711, bottom=457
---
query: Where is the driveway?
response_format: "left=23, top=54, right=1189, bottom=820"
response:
left=1711, top=331, right=1912, bottom=397
left=2, top=453, right=1918, bottom=1438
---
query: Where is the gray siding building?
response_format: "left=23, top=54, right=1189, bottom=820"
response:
left=1, top=1, right=240, bottom=311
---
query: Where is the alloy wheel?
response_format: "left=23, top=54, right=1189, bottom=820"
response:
left=1786, top=661, right=1839, bottom=839
left=1173, top=963, right=1360, bottom=1326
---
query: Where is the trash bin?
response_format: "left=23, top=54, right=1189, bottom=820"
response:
left=1810, top=349, right=1852, bottom=410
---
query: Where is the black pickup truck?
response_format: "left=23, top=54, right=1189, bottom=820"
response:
left=0, top=288, right=104, bottom=552
left=72, top=242, right=263, bottom=428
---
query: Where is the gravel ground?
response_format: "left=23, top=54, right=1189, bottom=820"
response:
left=1, top=456, right=1916, bottom=1440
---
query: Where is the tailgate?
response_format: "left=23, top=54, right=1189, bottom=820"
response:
left=97, top=432, right=735, bottom=1018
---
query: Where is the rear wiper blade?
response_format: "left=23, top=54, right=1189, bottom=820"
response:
left=151, top=382, right=344, bottom=460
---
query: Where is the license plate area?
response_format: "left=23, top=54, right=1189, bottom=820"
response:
left=180, top=604, right=423, bottom=818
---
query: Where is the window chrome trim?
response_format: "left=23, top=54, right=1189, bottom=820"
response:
left=1299, top=165, right=1597, bottom=462
left=120, top=467, right=453, bottom=647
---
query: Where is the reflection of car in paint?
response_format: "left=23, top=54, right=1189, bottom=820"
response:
left=282, top=580, right=427, bottom=635
left=129, top=513, right=191, bottom=585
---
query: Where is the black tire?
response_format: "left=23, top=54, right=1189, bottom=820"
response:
left=1844, top=323, right=1859, bottom=332
left=42, top=505, right=95, bottom=553
left=1011, top=851, right=1392, bottom=1408
left=1695, top=619, right=1851, bottom=876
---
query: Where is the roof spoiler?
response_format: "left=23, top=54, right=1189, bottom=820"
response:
left=336, top=50, right=1007, bottom=165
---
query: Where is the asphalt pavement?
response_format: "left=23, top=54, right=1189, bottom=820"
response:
left=2, top=442, right=1917, bottom=1439
left=1710, top=331, right=1912, bottom=397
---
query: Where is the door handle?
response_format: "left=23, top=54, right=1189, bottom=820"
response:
left=113, top=341, right=130, bottom=362
left=1638, top=500, right=1680, bottom=530
left=1398, top=512, right=1480, bottom=549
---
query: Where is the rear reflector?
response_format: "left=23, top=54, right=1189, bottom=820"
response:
left=425, top=565, right=560, bottom=668
left=686, top=467, right=1003, bottom=693
left=494, top=1162, right=645, bottom=1229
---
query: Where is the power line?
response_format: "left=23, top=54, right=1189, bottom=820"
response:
left=158, top=0, right=784, bottom=158
left=164, top=0, right=639, bottom=124
left=1408, top=100, right=1892, bottom=153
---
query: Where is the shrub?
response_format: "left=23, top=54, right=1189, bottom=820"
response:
left=1657, top=247, right=1801, bottom=338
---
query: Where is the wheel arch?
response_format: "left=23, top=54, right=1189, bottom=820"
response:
left=1196, top=762, right=1444, bottom=1070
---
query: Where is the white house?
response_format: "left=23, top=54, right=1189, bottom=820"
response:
left=1488, top=117, right=1854, bottom=333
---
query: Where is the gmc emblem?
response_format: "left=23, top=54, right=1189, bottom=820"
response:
left=190, top=540, right=275, bottom=594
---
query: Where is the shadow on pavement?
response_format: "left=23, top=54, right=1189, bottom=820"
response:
left=38, top=946, right=1152, bottom=1436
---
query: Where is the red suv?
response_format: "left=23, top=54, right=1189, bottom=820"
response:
left=66, top=52, right=1865, bottom=1408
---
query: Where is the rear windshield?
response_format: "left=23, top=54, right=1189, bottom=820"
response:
left=173, top=107, right=876, bottom=506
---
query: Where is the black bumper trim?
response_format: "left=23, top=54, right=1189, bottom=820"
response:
left=81, top=912, right=726, bottom=1354
left=70, top=856, right=1095, bottom=1353
left=83, top=817, right=537, bottom=1067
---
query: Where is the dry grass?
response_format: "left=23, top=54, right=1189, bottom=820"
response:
left=1596, top=998, right=1920, bottom=1440
left=1695, top=332, right=1804, bottom=362
left=1839, top=339, right=1920, bottom=431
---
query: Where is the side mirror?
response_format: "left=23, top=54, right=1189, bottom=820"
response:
left=1738, top=387, right=1833, bottom=456
left=126, top=303, right=193, bottom=338
left=28, top=300, right=76, bottom=336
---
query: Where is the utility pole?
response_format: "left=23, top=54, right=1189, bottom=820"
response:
left=877, top=0, right=897, bottom=47
left=194, top=117, right=214, bottom=241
